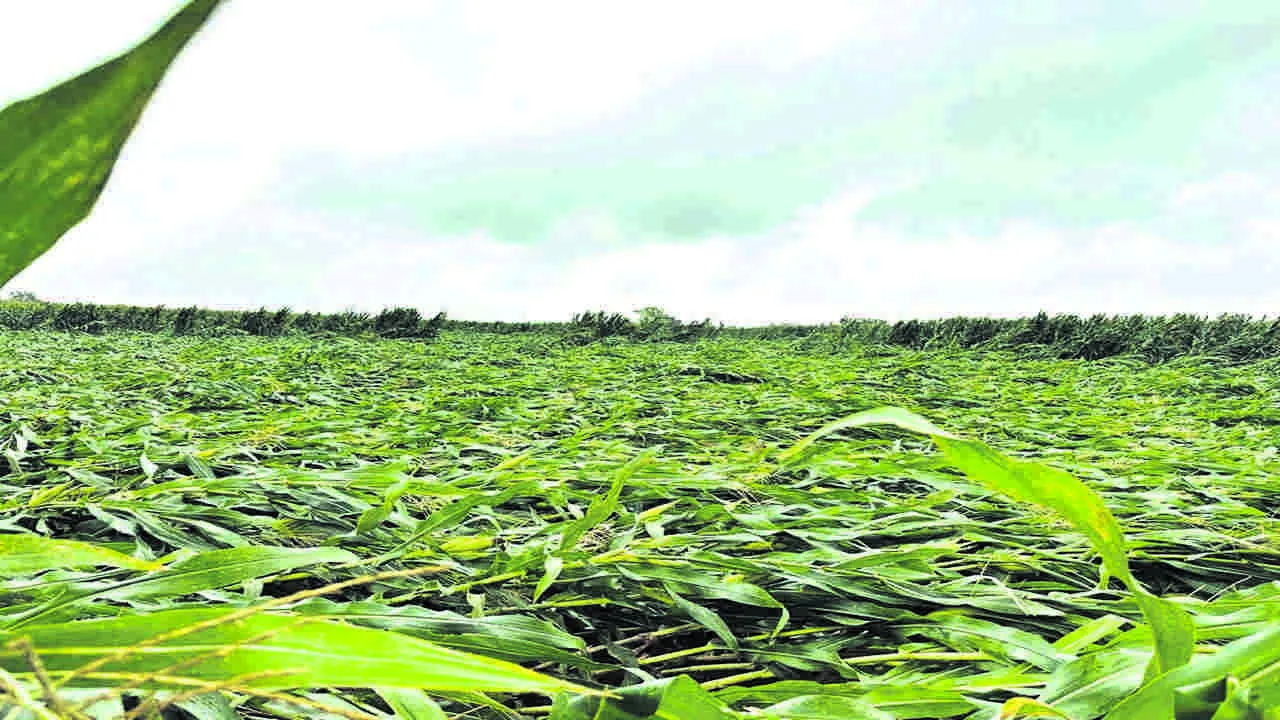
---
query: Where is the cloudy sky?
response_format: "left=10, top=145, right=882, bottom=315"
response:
left=3, top=1, right=1278, bottom=324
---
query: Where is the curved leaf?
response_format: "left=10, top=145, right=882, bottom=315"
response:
left=0, top=534, right=160, bottom=575
left=0, top=0, right=225, bottom=288
left=781, top=407, right=1195, bottom=678
left=0, top=607, right=592, bottom=696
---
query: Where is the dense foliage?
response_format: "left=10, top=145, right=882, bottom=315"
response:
left=3, top=328, right=1279, bottom=717
left=0, top=298, right=447, bottom=340
left=3, top=1, right=1279, bottom=715
left=7, top=298, right=1280, bottom=361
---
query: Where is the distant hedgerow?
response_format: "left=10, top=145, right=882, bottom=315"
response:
left=369, top=307, right=447, bottom=340
left=0, top=300, right=1277, bottom=359
left=51, top=302, right=102, bottom=334
left=173, top=305, right=199, bottom=335
left=566, top=310, right=635, bottom=344
left=239, top=306, right=292, bottom=336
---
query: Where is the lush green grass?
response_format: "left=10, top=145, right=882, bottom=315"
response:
left=2, top=329, right=1279, bottom=718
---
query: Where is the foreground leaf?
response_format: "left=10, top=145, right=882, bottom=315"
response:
left=782, top=407, right=1195, bottom=677
left=0, top=0, right=225, bottom=288
left=0, top=607, right=592, bottom=696
left=1037, top=647, right=1149, bottom=719
left=1103, top=623, right=1280, bottom=719
left=376, top=688, right=449, bottom=720
left=550, top=676, right=736, bottom=719
left=6, top=545, right=358, bottom=629
left=0, top=534, right=161, bottom=575
left=760, top=695, right=894, bottom=720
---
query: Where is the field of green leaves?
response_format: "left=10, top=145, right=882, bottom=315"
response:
left=3, top=328, right=1279, bottom=719
left=5, top=0, right=1280, bottom=715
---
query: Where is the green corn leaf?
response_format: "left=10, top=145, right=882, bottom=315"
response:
left=995, top=697, right=1074, bottom=719
left=666, top=585, right=739, bottom=649
left=910, top=611, right=1073, bottom=671
left=781, top=407, right=1195, bottom=679
left=0, top=607, right=593, bottom=697
left=1037, top=648, right=1149, bottom=720
left=550, top=676, right=736, bottom=720
left=560, top=450, right=655, bottom=552
left=533, top=554, right=565, bottom=603
left=0, top=0, right=225, bottom=289
left=376, top=688, right=449, bottom=720
left=759, top=695, right=894, bottom=720
left=1104, top=623, right=1280, bottom=719
left=0, top=534, right=161, bottom=575
left=711, top=681, right=976, bottom=718
left=5, top=545, right=357, bottom=629
left=356, top=477, right=412, bottom=534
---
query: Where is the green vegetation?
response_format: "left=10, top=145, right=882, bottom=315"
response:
left=0, top=0, right=224, bottom=288
left=3, top=0, right=1280, bottom=716
left=0, top=298, right=447, bottom=340
left=5, top=297, right=1280, bottom=362
left=3, top=328, right=1279, bottom=717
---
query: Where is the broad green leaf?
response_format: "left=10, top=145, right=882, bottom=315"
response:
left=0, top=0, right=225, bottom=289
left=5, top=545, right=357, bottom=629
left=858, top=686, right=978, bottom=719
left=1213, top=675, right=1280, bottom=720
left=1104, top=623, right=1280, bottom=719
left=776, top=406, right=956, bottom=466
left=1053, top=615, right=1130, bottom=654
left=0, top=607, right=592, bottom=696
left=909, top=611, right=1072, bottom=671
left=377, top=688, right=449, bottom=720
left=0, top=533, right=160, bottom=575
left=288, top=597, right=587, bottom=651
left=286, top=597, right=602, bottom=670
left=1038, top=648, right=1149, bottom=720
left=550, top=676, right=736, bottom=720
left=560, top=450, right=654, bottom=552
left=534, top=554, right=565, bottom=602
left=760, top=695, right=894, bottom=720
left=711, top=682, right=976, bottom=718
left=99, top=545, right=358, bottom=600
left=781, top=407, right=1195, bottom=677
left=356, top=477, right=412, bottom=534
left=1132, top=591, right=1196, bottom=682
left=667, top=585, right=739, bottom=649
left=996, top=697, right=1074, bottom=719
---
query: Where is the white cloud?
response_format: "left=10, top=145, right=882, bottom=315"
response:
left=16, top=185, right=1280, bottom=325
left=1169, top=173, right=1279, bottom=215
left=3, top=1, right=916, bottom=159
left=2, top=0, right=930, bottom=289
left=5, top=3, right=1277, bottom=324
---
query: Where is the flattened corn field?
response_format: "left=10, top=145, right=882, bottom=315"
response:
left=2, top=329, right=1279, bottom=719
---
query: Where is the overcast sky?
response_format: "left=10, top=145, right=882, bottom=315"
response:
left=3, top=1, right=1278, bottom=324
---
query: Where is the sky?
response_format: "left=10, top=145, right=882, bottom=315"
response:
left=2, top=1, right=1279, bottom=325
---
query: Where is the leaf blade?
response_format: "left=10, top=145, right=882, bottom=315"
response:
left=0, top=0, right=225, bottom=288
